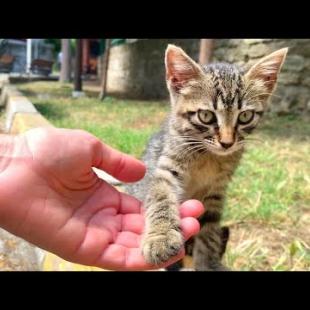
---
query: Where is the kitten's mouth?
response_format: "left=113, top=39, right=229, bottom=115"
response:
left=210, top=147, right=237, bottom=156
left=204, top=141, right=243, bottom=156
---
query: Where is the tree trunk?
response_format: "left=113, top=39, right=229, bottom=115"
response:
left=99, top=39, right=111, bottom=100
left=74, top=39, right=83, bottom=92
left=82, top=39, right=89, bottom=74
left=199, top=39, right=214, bottom=65
left=60, top=39, right=71, bottom=83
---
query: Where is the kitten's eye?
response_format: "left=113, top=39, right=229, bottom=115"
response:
left=198, top=110, right=216, bottom=124
left=238, top=110, right=254, bottom=124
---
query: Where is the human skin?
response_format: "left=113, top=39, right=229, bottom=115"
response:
left=0, top=127, right=204, bottom=270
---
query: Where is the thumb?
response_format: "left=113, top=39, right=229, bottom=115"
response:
left=93, top=141, right=146, bottom=183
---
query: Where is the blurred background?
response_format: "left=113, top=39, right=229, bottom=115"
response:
left=1, top=39, right=310, bottom=113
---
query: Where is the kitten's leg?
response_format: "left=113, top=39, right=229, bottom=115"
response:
left=193, top=194, right=229, bottom=271
left=193, top=223, right=229, bottom=271
left=142, top=161, right=184, bottom=265
left=220, top=226, right=230, bottom=258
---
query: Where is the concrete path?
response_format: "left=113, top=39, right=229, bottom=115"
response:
left=0, top=229, right=43, bottom=271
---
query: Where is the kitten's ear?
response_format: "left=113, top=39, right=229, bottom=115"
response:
left=245, top=48, right=288, bottom=93
left=165, top=44, right=203, bottom=92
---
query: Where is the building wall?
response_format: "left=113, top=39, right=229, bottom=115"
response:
left=106, top=39, right=310, bottom=113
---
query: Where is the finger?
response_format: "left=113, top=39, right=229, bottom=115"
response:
left=96, top=244, right=185, bottom=271
left=123, top=247, right=186, bottom=271
left=179, top=199, right=204, bottom=218
left=180, top=217, right=201, bottom=241
left=99, top=208, right=117, bottom=216
left=138, top=199, right=204, bottom=217
left=94, top=142, right=146, bottom=183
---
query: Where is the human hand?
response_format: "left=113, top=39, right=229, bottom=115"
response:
left=0, top=127, right=203, bottom=270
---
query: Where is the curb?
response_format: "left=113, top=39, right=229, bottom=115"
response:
left=2, top=85, right=52, bottom=133
left=0, top=74, right=53, bottom=134
left=0, top=74, right=9, bottom=108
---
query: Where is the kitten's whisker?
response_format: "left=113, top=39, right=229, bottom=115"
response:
left=174, top=142, right=203, bottom=153
left=176, top=137, right=202, bottom=144
left=177, top=144, right=207, bottom=159
left=174, top=144, right=201, bottom=159
left=175, top=143, right=202, bottom=148
left=188, top=146, right=209, bottom=157
left=203, top=139, right=218, bottom=147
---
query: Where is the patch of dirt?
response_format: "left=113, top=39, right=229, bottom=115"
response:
left=225, top=217, right=309, bottom=270
left=182, top=210, right=309, bottom=271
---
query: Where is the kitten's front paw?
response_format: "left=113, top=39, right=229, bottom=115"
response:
left=142, top=229, right=183, bottom=265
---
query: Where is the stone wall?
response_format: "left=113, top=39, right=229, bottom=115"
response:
left=212, top=39, right=310, bottom=114
left=106, top=39, right=310, bottom=113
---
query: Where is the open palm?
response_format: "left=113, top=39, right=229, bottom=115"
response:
left=0, top=128, right=203, bottom=270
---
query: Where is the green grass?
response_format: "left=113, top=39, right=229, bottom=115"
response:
left=16, top=81, right=310, bottom=271
left=16, top=81, right=169, bottom=158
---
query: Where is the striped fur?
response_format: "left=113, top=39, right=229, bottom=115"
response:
left=125, top=45, right=287, bottom=270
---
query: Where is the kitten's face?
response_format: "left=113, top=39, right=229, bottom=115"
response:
left=165, top=44, right=288, bottom=156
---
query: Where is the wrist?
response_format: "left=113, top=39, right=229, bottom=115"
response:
left=0, top=134, right=28, bottom=174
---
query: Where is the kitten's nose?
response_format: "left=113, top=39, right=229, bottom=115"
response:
left=219, top=126, right=235, bottom=149
left=220, top=142, right=234, bottom=149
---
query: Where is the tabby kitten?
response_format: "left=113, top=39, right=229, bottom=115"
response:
left=126, top=44, right=288, bottom=271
